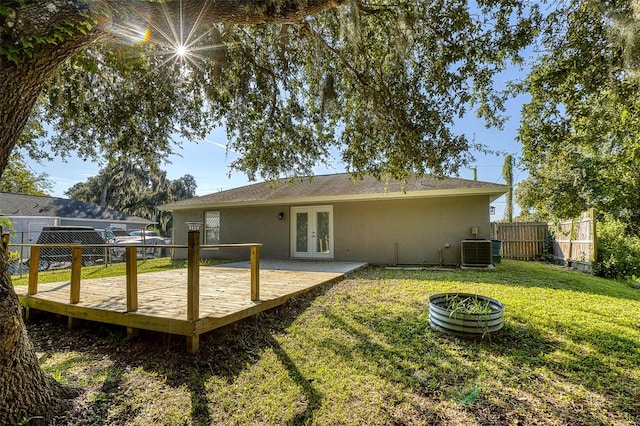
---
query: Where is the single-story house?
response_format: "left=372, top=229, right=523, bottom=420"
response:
left=0, top=192, right=154, bottom=244
left=160, top=173, right=507, bottom=265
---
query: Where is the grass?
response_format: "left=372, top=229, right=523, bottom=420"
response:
left=22, top=259, right=640, bottom=425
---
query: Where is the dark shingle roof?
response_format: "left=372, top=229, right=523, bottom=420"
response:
left=0, top=192, right=152, bottom=224
left=161, top=173, right=507, bottom=211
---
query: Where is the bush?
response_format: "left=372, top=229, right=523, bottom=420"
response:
left=594, top=217, right=640, bottom=279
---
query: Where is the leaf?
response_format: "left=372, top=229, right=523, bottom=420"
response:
left=19, top=38, right=34, bottom=49
left=461, top=387, right=481, bottom=405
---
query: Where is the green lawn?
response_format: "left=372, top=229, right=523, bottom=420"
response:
left=24, top=259, right=640, bottom=425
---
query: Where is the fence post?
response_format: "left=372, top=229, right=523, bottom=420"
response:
left=589, top=209, right=597, bottom=265
left=568, top=218, right=575, bottom=264
left=251, top=244, right=260, bottom=301
left=186, top=222, right=201, bottom=353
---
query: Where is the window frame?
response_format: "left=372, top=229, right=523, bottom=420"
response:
left=204, top=211, right=220, bottom=246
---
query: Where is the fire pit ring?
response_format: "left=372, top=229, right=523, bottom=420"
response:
left=429, top=293, right=504, bottom=336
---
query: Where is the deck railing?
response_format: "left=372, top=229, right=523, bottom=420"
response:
left=3, top=228, right=261, bottom=351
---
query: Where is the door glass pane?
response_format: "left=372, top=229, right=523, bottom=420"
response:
left=296, top=212, right=308, bottom=252
left=316, top=211, right=330, bottom=253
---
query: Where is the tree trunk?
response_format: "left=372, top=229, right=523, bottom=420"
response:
left=0, top=0, right=103, bottom=175
left=502, top=154, right=514, bottom=222
left=99, top=169, right=115, bottom=209
left=0, top=235, right=79, bottom=425
left=0, top=2, right=101, bottom=421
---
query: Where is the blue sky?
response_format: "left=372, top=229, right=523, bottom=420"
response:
left=25, top=71, right=528, bottom=221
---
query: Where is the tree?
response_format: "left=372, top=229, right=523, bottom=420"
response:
left=516, top=0, right=640, bottom=233
left=9, top=1, right=541, bottom=182
left=65, top=163, right=197, bottom=234
left=0, top=153, right=52, bottom=195
left=501, top=154, right=513, bottom=222
left=1, top=0, right=540, bottom=423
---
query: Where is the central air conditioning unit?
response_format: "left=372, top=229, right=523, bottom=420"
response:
left=461, top=239, right=493, bottom=267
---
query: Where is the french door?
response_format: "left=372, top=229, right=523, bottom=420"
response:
left=291, top=206, right=334, bottom=259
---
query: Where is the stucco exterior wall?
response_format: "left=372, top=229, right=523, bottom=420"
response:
left=171, top=206, right=290, bottom=260
left=332, top=196, right=490, bottom=264
left=170, top=195, right=491, bottom=265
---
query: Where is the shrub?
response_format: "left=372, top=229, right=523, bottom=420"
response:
left=594, top=217, right=640, bottom=279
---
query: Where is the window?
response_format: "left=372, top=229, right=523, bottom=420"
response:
left=204, top=211, right=220, bottom=244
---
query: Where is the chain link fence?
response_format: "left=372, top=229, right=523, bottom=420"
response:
left=7, top=227, right=169, bottom=275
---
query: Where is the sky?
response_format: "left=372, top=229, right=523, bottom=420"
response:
left=24, top=71, right=528, bottom=222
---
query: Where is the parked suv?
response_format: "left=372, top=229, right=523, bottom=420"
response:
left=32, top=226, right=105, bottom=270
left=111, top=229, right=168, bottom=260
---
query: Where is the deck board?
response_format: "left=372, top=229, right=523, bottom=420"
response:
left=16, top=260, right=366, bottom=350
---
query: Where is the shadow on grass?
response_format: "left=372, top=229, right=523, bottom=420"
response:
left=27, top=282, right=332, bottom=425
left=268, top=336, right=324, bottom=426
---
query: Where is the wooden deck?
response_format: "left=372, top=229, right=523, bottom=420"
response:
left=16, top=260, right=366, bottom=352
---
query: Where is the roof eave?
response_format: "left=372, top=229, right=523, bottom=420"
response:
left=160, top=186, right=508, bottom=211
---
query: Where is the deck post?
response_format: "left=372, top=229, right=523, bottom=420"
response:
left=70, top=246, right=82, bottom=303
left=187, top=225, right=201, bottom=321
left=69, top=245, right=82, bottom=329
left=25, top=243, right=40, bottom=320
left=186, top=335, right=199, bottom=354
left=250, top=244, right=261, bottom=301
left=125, top=247, right=138, bottom=311
left=125, top=246, right=139, bottom=338
left=186, top=222, right=201, bottom=353
left=28, top=246, right=40, bottom=296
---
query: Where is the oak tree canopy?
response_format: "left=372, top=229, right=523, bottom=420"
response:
left=0, top=0, right=539, bottom=423
left=3, top=0, right=539, bottom=182
left=517, top=0, right=640, bottom=233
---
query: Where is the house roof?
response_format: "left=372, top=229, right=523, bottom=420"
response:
left=160, top=173, right=508, bottom=211
left=0, top=192, right=153, bottom=224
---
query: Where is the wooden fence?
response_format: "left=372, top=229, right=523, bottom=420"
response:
left=550, top=212, right=597, bottom=270
left=491, top=222, right=549, bottom=260
left=492, top=212, right=597, bottom=269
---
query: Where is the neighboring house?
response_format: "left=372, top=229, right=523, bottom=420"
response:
left=0, top=192, right=154, bottom=245
left=160, top=173, right=507, bottom=265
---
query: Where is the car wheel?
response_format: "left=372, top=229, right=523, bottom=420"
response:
left=37, top=259, right=50, bottom=271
